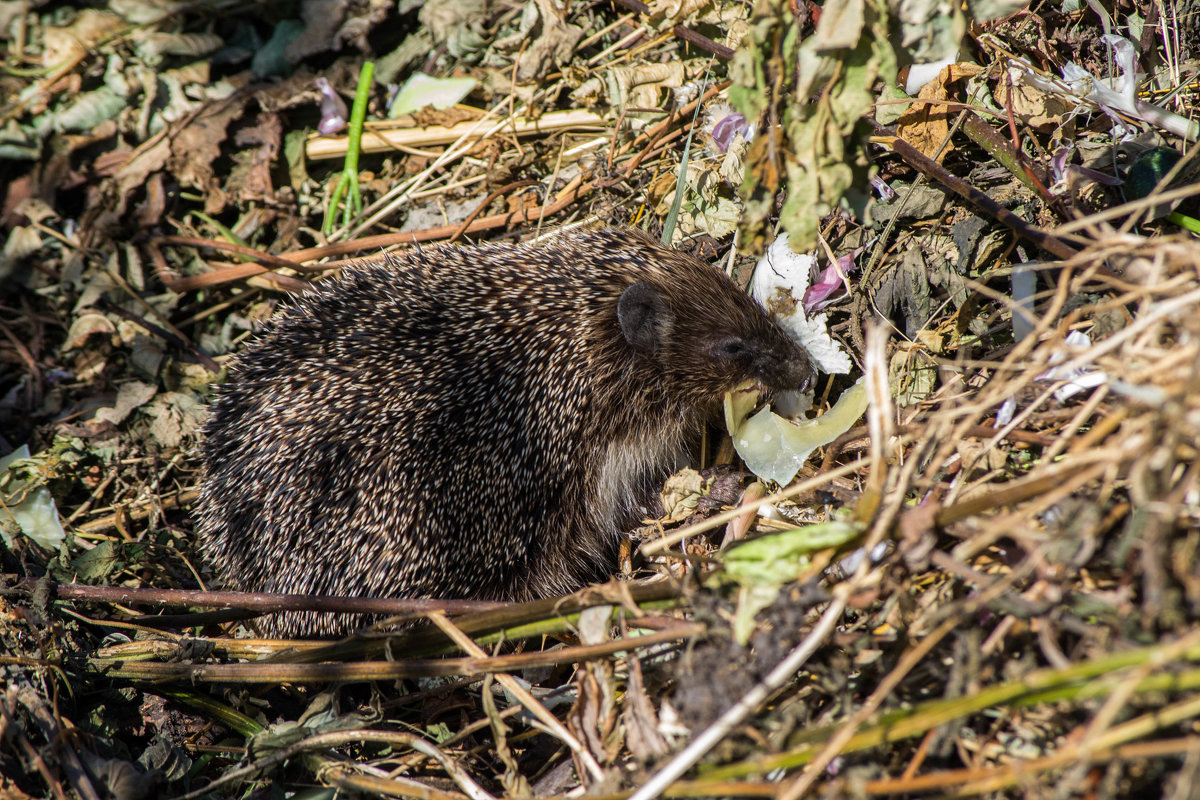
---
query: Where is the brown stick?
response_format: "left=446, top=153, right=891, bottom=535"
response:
left=1, top=576, right=504, bottom=616
left=86, top=623, right=703, bottom=683
left=869, top=120, right=1081, bottom=261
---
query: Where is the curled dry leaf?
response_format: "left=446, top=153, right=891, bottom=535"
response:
left=42, top=10, right=125, bottom=68
left=132, top=31, right=224, bottom=58
left=572, top=61, right=701, bottom=108
left=94, top=381, right=158, bottom=426
left=63, top=312, right=118, bottom=351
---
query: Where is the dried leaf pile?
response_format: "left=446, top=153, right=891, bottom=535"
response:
left=2, top=0, right=1200, bottom=797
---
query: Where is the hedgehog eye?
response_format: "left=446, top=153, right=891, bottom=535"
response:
left=713, top=337, right=751, bottom=364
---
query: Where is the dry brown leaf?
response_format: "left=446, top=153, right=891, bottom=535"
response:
left=622, top=652, right=670, bottom=761
left=993, top=74, right=1074, bottom=132
left=228, top=112, right=283, bottom=202
left=168, top=97, right=251, bottom=214
left=896, top=62, right=982, bottom=162
left=42, top=10, right=124, bottom=68
left=133, top=30, right=224, bottom=58
left=287, top=0, right=349, bottom=61
left=645, top=0, right=709, bottom=24
left=332, top=0, right=392, bottom=52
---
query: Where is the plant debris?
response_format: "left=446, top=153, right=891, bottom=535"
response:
left=2, top=0, right=1199, bottom=797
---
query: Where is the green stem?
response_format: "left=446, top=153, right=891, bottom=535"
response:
left=323, top=61, right=375, bottom=234
left=1167, top=211, right=1200, bottom=234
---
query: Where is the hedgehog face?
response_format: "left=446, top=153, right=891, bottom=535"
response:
left=702, top=329, right=815, bottom=396
left=617, top=280, right=815, bottom=401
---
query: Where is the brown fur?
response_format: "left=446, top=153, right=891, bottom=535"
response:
left=196, top=228, right=813, bottom=636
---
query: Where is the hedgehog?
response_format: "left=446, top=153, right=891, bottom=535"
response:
left=195, top=227, right=815, bottom=637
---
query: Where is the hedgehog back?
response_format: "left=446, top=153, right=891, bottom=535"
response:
left=196, top=229, right=813, bottom=637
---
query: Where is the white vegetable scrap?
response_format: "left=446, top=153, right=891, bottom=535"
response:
left=389, top=72, right=478, bottom=118
left=1036, top=330, right=1108, bottom=402
left=750, top=233, right=853, bottom=375
left=724, top=235, right=869, bottom=485
left=725, top=378, right=868, bottom=486
left=995, top=329, right=1108, bottom=426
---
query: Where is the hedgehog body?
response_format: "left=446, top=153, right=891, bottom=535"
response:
left=196, top=228, right=814, bottom=636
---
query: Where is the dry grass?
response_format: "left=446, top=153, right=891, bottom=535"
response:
left=2, top=0, right=1200, bottom=797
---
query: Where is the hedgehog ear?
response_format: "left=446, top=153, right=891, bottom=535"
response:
left=618, top=282, right=669, bottom=355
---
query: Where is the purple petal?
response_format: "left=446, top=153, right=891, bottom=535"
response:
left=317, top=77, right=348, bottom=135
left=1051, top=147, right=1071, bottom=182
left=869, top=174, right=895, bottom=201
left=803, top=264, right=846, bottom=312
left=710, top=112, right=750, bottom=152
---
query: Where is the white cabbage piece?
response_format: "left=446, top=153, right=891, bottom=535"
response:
left=725, top=378, right=868, bottom=485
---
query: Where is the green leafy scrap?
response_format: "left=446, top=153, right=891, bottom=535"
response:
left=0, top=443, right=68, bottom=553
left=730, top=0, right=897, bottom=254
left=723, top=519, right=863, bottom=642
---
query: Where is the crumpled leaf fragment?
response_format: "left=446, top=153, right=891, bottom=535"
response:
left=420, top=0, right=490, bottom=60
left=167, top=95, right=251, bottom=213
left=51, top=87, right=128, bottom=132
left=494, top=0, right=584, bottom=81
left=660, top=468, right=706, bottom=521
left=228, top=112, right=282, bottom=202
left=132, top=30, right=224, bottom=59
left=42, top=10, right=125, bottom=68
left=71, top=540, right=120, bottom=581
left=0, top=119, right=39, bottom=160
left=64, top=312, right=118, bottom=350
left=78, top=751, right=162, bottom=800
left=652, top=163, right=742, bottom=241
left=142, top=392, right=207, bottom=450
left=895, top=0, right=963, bottom=67
left=250, top=690, right=380, bottom=757
left=895, top=62, right=980, bottom=160
left=724, top=518, right=862, bottom=642
left=333, top=0, right=392, bottom=53
left=964, top=0, right=1029, bottom=21
left=109, top=0, right=186, bottom=24
left=95, top=381, right=158, bottom=426
left=643, top=0, right=711, bottom=25
left=622, top=653, right=670, bottom=760
left=731, top=0, right=896, bottom=253
left=0, top=226, right=43, bottom=279
left=0, top=445, right=66, bottom=553
left=572, top=61, right=704, bottom=109
left=992, top=72, right=1074, bottom=131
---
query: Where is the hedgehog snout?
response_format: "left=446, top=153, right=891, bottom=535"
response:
left=753, top=344, right=815, bottom=395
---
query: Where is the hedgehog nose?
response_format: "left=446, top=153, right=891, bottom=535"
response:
left=783, top=354, right=815, bottom=393
left=757, top=349, right=815, bottom=394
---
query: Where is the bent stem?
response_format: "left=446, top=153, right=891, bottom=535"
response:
left=323, top=60, right=375, bottom=235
